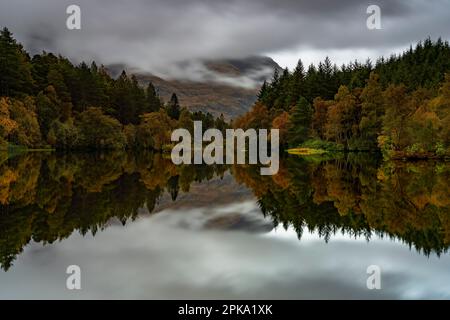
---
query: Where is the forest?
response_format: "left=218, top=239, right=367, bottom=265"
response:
left=2, top=25, right=450, bottom=159
left=0, top=27, right=228, bottom=151
left=235, top=38, right=450, bottom=159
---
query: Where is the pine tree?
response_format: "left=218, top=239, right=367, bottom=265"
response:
left=146, top=81, right=161, bottom=113
left=166, top=93, right=181, bottom=120
left=111, top=70, right=138, bottom=124
left=258, top=80, right=268, bottom=101
left=287, top=97, right=312, bottom=147
left=288, top=59, right=305, bottom=106
left=0, top=28, right=34, bottom=96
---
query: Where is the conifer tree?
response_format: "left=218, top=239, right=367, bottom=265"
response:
left=0, top=28, right=34, bottom=96
left=146, top=81, right=161, bottom=113
left=166, top=93, right=181, bottom=120
left=287, top=97, right=312, bottom=147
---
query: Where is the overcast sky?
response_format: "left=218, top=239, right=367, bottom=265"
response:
left=1, top=0, right=450, bottom=79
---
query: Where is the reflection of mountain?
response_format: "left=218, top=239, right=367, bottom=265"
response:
left=153, top=173, right=252, bottom=211
left=109, top=56, right=281, bottom=119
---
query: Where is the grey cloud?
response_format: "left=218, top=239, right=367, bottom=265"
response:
left=0, top=0, right=449, bottom=83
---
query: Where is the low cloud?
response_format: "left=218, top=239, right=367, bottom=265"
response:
left=1, top=0, right=449, bottom=81
left=144, top=60, right=275, bottom=89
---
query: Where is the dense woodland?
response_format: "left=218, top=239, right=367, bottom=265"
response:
left=2, top=25, right=449, bottom=159
left=236, top=38, right=450, bottom=159
left=0, top=27, right=228, bottom=151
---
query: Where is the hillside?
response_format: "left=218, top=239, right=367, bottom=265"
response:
left=132, top=56, right=282, bottom=119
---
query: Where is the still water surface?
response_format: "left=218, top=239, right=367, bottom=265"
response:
left=0, top=152, right=449, bottom=299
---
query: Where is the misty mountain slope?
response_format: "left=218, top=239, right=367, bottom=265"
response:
left=133, top=56, right=282, bottom=119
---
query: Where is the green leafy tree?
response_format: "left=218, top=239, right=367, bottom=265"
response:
left=36, top=85, right=61, bottom=139
left=359, top=72, right=384, bottom=149
left=9, top=97, right=42, bottom=147
left=77, top=107, right=126, bottom=149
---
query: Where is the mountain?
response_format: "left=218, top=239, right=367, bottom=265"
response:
left=111, top=56, right=282, bottom=119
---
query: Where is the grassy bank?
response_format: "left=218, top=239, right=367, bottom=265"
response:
left=287, top=138, right=344, bottom=156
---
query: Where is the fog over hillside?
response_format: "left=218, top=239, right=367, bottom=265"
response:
left=108, top=56, right=282, bottom=118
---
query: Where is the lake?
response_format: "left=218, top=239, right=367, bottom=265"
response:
left=0, top=152, right=449, bottom=299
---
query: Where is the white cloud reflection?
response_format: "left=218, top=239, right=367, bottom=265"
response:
left=1, top=200, right=449, bottom=299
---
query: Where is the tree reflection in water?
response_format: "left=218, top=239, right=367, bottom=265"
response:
left=0, top=151, right=449, bottom=271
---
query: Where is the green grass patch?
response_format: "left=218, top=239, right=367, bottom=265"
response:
left=298, top=138, right=345, bottom=151
left=287, top=147, right=327, bottom=155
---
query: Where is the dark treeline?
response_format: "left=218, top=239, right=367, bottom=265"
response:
left=236, top=38, right=450, bottom=158
left=0, top=27, right=228, bottom=150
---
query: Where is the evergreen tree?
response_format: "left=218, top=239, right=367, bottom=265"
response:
left=111, top=70, right=138, bottom=124
left=166, top=93, right=181, bottom=120
left=288, top=59, right=305, bottom=106
left=258, top=80, right=268, bottom=101
left=146, top=81, right=161, bottom=113
left=0, top=28, right=34, bottom=96
left=287, top=97, right=312, bottom=147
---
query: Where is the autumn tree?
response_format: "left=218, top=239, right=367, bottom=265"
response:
left=325, top=86, right=359, bottom=147
left=381, top=84, right=414, bottom=150
left=137, top=111, right=175, bottom=150
left=0, top=98, right=18, bottom=146
left=234, top=102, right=271, bottom=130
left=9, top=97, right=42, bottom=147
left=272, top=111, right=290, bottom=147
left=311, top=97, right=330, bottom=140
left=359, top=72, right=384, bottom=149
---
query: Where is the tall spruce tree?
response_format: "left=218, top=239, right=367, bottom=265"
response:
left=166, top=93, right=181, bottom=120
left=287, top=97, right=312, bottom=147
left=0, top=28, right=34, bottom=96
left=146, top=82, right=161, bottom=113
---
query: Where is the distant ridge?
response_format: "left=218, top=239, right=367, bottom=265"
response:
left=108, top=56, right=282, bottom=119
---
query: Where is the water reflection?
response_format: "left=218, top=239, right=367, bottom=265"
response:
left=0, top=152, right=227, bottom=270
left=0, top=152, right=449, bottom=298
left=234, top=155, right=450, bottom=255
